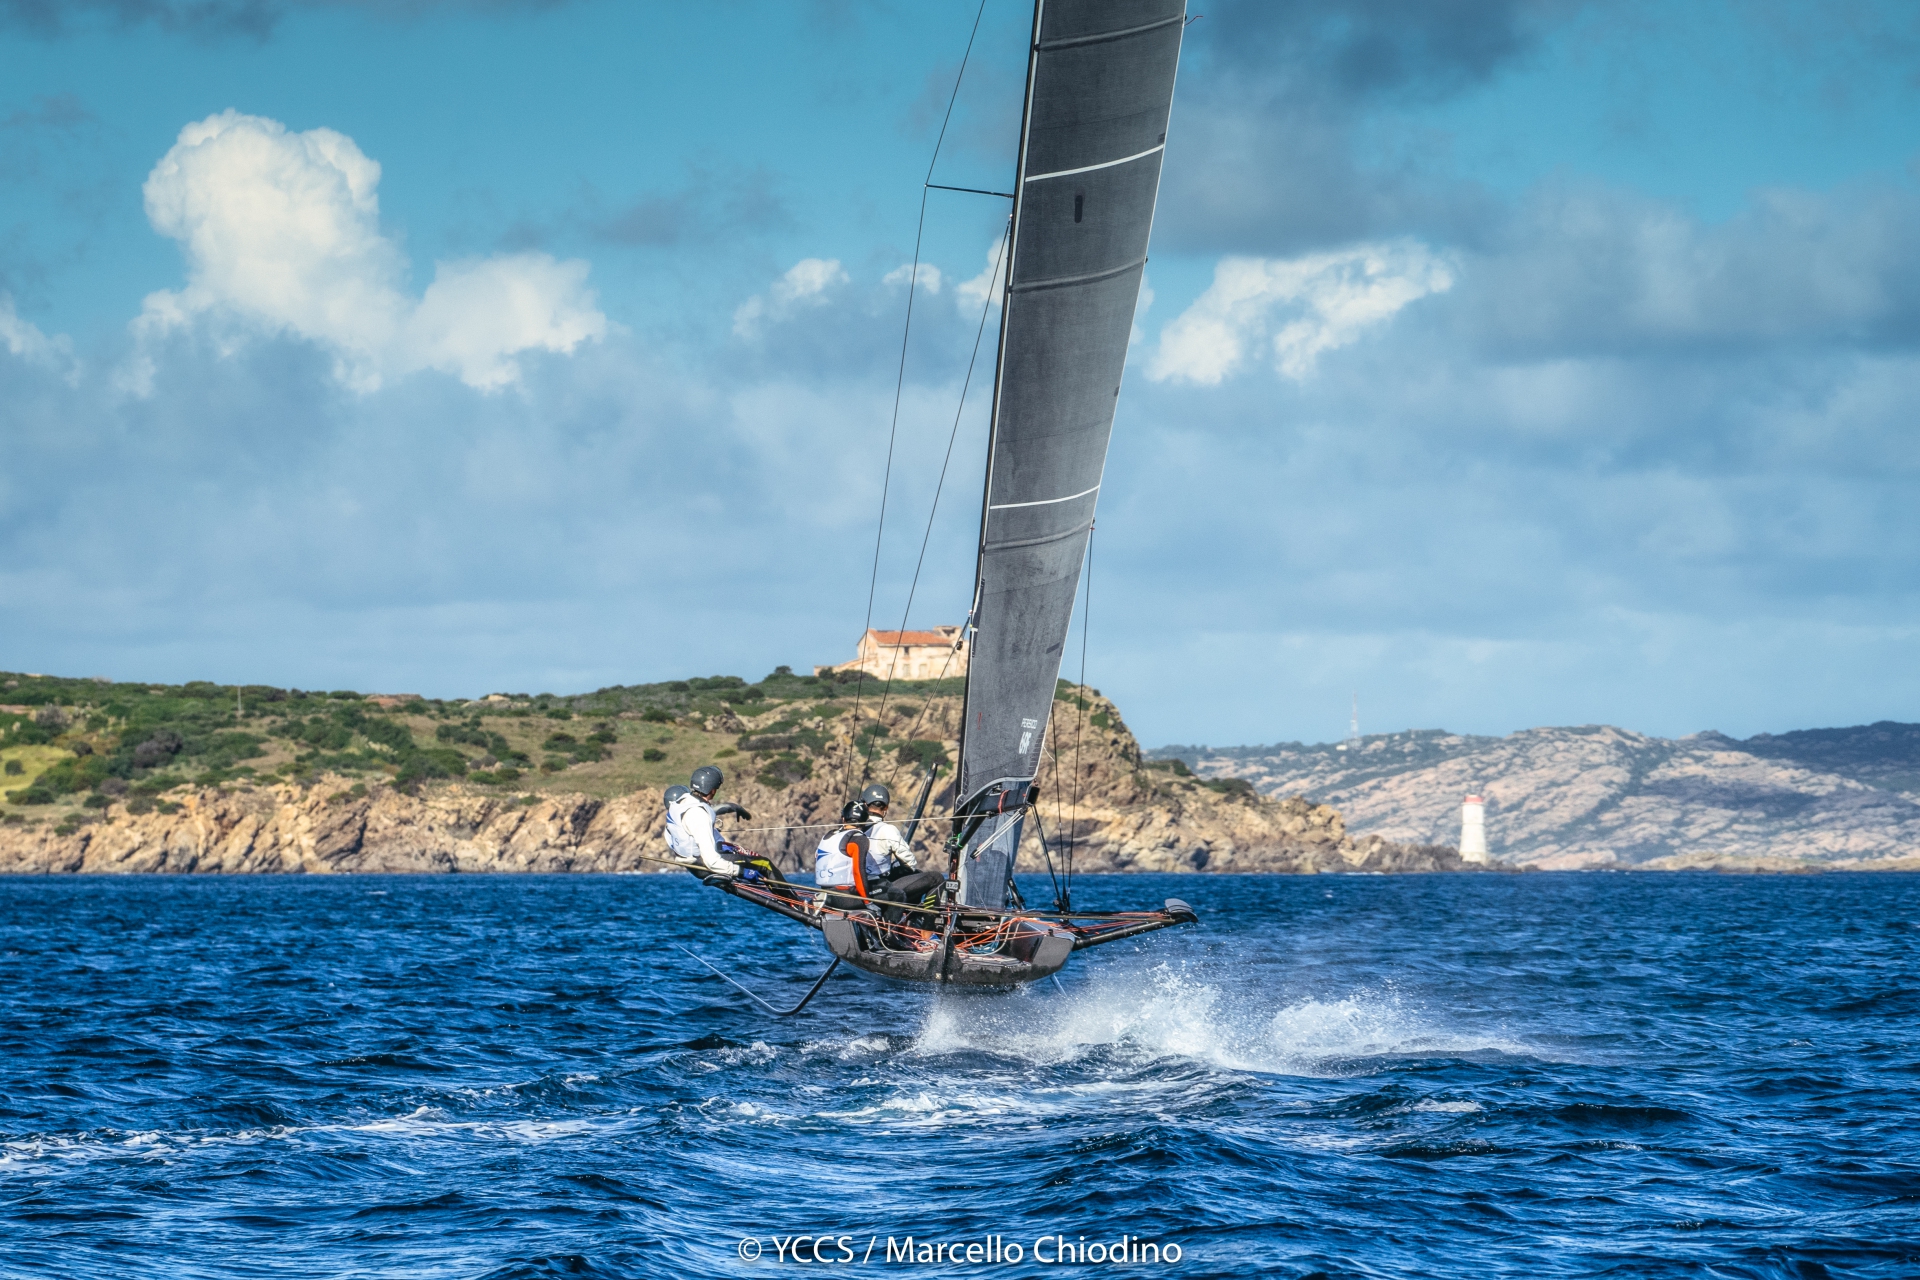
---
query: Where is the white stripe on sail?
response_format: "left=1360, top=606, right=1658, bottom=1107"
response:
left=989, top=483, right=1101, bottom=511
left=1023, top=143, right=1164, bottom=184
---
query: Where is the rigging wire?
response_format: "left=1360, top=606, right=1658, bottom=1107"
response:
left=861, top=214, right=1011, bottom=780
left=842, top=0, right=992, bottom=793
left=1029, top=802, right=1065, bottom=920
left=1065, top=527, right=1094, bottom=911
left=881, top=636, right=962, bottom=790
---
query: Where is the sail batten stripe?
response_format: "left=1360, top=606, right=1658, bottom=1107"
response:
left=1009, top=256, right=1145, bottom=294
left=1035, top=13, right=1184, bottom=52
left=1024, top=142, right=1164, bottom=184
left=988, top=483, right=1101, bottom=511
left=983, top=517, right=1096, bottom=553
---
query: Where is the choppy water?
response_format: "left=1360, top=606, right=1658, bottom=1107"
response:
left=3, top=872, right=1918, bottom=1278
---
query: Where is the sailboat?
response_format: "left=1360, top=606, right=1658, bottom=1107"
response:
left=696, top=0, right=1196, bottom=994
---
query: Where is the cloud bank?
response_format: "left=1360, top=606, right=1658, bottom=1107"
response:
left=131, top=111, right=604, bottom=393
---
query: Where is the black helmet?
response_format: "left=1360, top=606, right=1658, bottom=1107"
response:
left=859, top=782, right=892, bottom=808
left=840, top=800, right=869, bottom=826
left=663, top=784, right=689, bottom=807
left=689, top=765, right=723, bottom=797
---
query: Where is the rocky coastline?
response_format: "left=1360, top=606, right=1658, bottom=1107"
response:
left=0, top=688, right=1469, bottom=877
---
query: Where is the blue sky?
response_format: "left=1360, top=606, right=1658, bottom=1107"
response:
left=3, top=0, right=1919, bottom=749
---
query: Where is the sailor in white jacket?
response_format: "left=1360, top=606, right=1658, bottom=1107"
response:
left=858, top=783, right=942, bottom=914
left=666, top=766, right=741, bottom=876
left=860, top=782, right=917, bottom=870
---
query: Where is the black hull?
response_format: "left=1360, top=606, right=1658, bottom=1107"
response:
left=822, top=916, right=1073, bottom=987
left=704, top=870, right=1196, bottom=993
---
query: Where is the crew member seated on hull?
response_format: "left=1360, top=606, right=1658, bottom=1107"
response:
left=859, top=782, right=942, bottom=921
left=813, top=801, right=876, bottom=913
left=665, top=766, right=786, bottom=885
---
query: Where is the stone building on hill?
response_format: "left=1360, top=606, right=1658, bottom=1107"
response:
left=817, top=627, right=967, bottom=681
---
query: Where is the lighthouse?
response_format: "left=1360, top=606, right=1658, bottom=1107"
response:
left=1460, top=795, right=1490, bottom=863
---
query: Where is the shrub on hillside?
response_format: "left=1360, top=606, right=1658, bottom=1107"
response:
left=756, top=754, right=812, bottom=790
left=37, top=754, right=107, bottom=795
left=640, top=708, right=673, bottom=723
left=3, top=760, right=21, bottom=776
left=394, top=748, right=468, bottom=787
left=895, top=740, right=948, bottom=770
left=642, top=748, right=667, bottom=762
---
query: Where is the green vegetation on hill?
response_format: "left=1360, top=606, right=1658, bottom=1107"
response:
left=0, top=665, right=979, bottom=825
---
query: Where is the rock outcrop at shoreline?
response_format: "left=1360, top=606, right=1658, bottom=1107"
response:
left=0, top=690, right=1469, bottom=876
left=0, top=783, right=663, bottom=875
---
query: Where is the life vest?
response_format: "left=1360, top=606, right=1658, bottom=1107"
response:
left=813, top=829, right=870, bottom=898
left=665, top=791, right=715, bottom=865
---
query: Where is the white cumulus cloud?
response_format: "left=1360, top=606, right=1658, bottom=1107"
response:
left=131, top=110, right=605, bottom=393
left=0, top=295, right=79, bottom=383
left=955, top=239, right=1007, bottom=316
left=732, top=257, right=848, bottom=338
left=882, top=262, right=943, bottom=293
left=1148, top=241, right=1455, bottom=384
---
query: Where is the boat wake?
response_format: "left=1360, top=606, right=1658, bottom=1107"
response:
left=912, top=960, right=1538, bottom=1078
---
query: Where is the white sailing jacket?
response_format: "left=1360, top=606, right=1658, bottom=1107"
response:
left=867, top=820, right=917, bottom=871
left=666, top=791, right=740, bottom=876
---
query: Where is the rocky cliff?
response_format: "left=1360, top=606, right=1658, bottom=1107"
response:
left=0, top=689, right=1468, bottom=876
left=1158, top=722, right=1920, bottom=871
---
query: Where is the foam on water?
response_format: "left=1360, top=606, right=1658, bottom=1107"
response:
left=912, top=959, right=1533, bottom=1077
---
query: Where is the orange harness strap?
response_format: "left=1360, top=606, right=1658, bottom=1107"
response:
left=848, top=831, right=870, bottom=901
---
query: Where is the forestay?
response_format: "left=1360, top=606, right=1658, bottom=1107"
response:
left=956, top=0, right=1184, bottom=907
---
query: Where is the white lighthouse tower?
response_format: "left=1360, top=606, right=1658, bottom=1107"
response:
left=1460, top=795, right=1490, bottom=863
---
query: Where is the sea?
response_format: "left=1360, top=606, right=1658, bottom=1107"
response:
left=2, top=871, right=1917, bottom=1279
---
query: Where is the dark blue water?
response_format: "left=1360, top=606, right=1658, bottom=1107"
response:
left=3, top=873, right=1918, bottom=1279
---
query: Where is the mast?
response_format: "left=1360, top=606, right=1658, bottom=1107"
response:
left=956, top=0, right=1046, bottom=794
left=949, top=0, right=1186, bottom=909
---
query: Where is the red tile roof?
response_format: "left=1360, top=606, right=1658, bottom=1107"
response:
left=867, top=629, right=955, bottom=647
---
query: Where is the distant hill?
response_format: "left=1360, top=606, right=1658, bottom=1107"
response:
left=1152, top=723, right=1920, bottom=870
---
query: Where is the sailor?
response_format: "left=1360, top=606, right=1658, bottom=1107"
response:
left=860, top=782, right=941, bottom=915
left=666, top=766, right=786, bottom=884
left=813, top=801, right=874, bottom=911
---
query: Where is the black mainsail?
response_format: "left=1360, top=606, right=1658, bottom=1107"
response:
left=690, top=0, right=1196, bottom=992
left=953, top=0, right=1186, bottom=909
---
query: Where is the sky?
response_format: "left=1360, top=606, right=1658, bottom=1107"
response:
left=3, top=0, right=1919, bottom=749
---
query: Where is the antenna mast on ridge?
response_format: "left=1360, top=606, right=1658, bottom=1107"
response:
left=1347, top=692, right=1359, bottom=749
